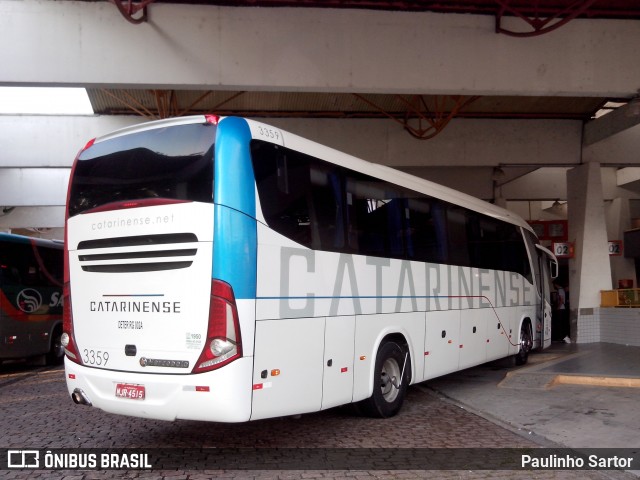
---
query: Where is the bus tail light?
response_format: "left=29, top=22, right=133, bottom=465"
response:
left=192, top=279, right=242, bottom=374
left=61, top=282, right=82, bottom=364
left=62, top=140, right=84, bottom=365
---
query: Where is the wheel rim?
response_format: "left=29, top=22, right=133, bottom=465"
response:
left=520, top=325, right=532, bottom=354
left=380, top=357, right=401, bottom=403
left=52, top=335, right=64, bottom=358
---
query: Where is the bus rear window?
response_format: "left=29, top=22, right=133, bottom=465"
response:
left=68, top=123, right=215, bottom=217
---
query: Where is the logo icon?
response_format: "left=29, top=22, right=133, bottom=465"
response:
left=16, top=289, right=43, bottom=314
left=7, top=450, right=40, bottom=468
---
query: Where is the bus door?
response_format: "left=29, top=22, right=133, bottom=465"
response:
left=534, top=244, right=558, bottom=350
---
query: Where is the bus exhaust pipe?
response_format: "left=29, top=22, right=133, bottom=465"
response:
left=71, top=388, right=92, bottom=406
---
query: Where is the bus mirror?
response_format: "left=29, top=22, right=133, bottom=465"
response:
left=550, top=258, right=559, bottom=279
left=535, top=244, right=558, bottom=279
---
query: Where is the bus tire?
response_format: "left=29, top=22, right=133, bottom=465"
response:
left=46, top=326, right=65, bottom=365
left=515, top=321, right=533, bottom=366
left=358, top=341, right=410, bottom=418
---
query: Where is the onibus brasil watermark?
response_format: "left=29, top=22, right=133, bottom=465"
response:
left=5, top=450, right=151, bottom=470
left=2, top=448, right=638, bottom=471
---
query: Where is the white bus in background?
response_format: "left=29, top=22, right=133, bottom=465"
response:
left=63, top=115, right=557, bottom=422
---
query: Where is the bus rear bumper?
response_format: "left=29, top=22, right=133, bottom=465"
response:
left=64, top=357, right=254, bottom=423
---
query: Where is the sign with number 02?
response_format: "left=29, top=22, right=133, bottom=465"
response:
left=552, top=242, right=574, bottom=258
left=608, top=240, right=623, bottom=256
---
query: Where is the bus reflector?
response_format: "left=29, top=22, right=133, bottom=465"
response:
left=192, top=279, right=242, bottom=374
left=83, top=138, right=96, bottom=151
left=205, top=115, right=220, bottom=125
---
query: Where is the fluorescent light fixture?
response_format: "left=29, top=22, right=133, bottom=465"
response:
left=593, top=101, right=626, bottom=119
left=0, top=87, right=93, bottom=114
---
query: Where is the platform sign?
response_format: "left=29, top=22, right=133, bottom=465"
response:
left=552, top=242, right=574, bottom=258
left=608, top=240, right=623, bottom=256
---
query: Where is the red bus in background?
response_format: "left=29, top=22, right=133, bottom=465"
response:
left=0, top=233, right=64, bottom=365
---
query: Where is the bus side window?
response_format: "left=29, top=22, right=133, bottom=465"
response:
left=34, top=244, right=63, bottom=287
left=310, top=168, right=345, bottom=251
left=4, top=244, right=30, bottom=286
left=446, top=206, right=470, bottom=267
left=25, top=265, right=40, bottom=286
left=252, top=141, right=312, bottom=247
left=405, top=197, right=447, bottom=264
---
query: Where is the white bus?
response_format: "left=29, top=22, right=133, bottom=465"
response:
left=63, top=115, right=557, bottom=421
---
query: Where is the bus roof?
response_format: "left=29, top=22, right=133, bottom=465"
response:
left=0, top=232, right=63, bottom=249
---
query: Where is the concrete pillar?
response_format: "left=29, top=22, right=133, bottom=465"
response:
left=567, top=162, right=612, bottom=343
left=606, top=198, right=636, bottom=288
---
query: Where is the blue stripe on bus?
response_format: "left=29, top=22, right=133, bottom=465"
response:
left=213, top=117, right=256, bottom=217
left=212, top=117, right=257, bottom=300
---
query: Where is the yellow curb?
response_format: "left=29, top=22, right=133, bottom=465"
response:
left=550, top=374, right=640, bottom=388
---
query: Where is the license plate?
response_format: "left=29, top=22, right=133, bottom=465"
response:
left=115, top=383, right=145, bottom=400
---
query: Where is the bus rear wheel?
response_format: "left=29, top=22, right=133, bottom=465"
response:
left=358, top=340, right=410, bottom=418
left=515, top=321, right=533, bottom=366
left=46, top=326, right=65, bottom=365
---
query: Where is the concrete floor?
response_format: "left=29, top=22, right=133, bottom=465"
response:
left=426, top=342, right=640, bottom=474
